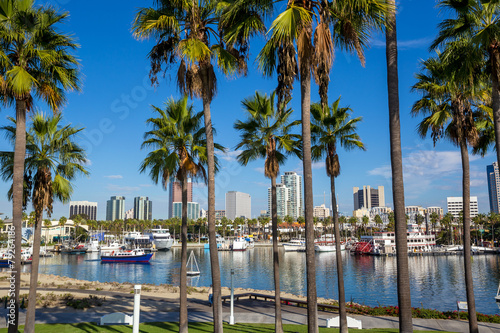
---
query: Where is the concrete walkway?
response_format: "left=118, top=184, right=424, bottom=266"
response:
left=1, top=296, right=499, bottom=332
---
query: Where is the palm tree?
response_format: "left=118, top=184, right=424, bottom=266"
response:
left=339, top=215, right=347, bottom=239
left=310, top=97, right=364, bottom=331
left=441, top=213, right=454, bottom=245
left=384, top=0, right=412, bottom=330
left=58, top=216, right=67, bottom=243
left=488, top=212, right=500, bottom=247
left=258, top=2, right=387, bottom=329
left=0, top=3, right=81, bottom=330
left=429, top=212, right=439, bottom=236
left=415, top=214, right=424, bottom=231
left=361, top=216, right=369, bottom=235
left=132, top=3, right=255, bottom=329
left=374, top=214, right=383, bottom=230
left=412, top=42, right=486, bottom=333
left=431, top=0, right=500, bottom=190
left=140, top=96, right=223, bottom=333
left=0, top=112, right=88, bottom=333
left=348, top=216, right=357, bottom=238
left=234, top=91, right=300, bottom=332
left=43, top=219, right=51, bottom=244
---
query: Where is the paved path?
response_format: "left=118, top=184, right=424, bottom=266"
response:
left=1, top=294, right=499, bottom=332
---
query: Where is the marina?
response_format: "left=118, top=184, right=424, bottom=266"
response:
left=5, top=246, right=500, bottom=316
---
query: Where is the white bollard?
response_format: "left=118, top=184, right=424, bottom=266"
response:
left=133, top=285, right=141, bottom=333
left=230, top=269, right=234, bottom=325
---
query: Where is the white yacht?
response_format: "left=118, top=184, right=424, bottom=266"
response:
left=282, top=239, right=306, bottom=252
left=231, top=237, right=247, bottom=251
left=85, top=240, right=100, bottom=253
left=145, top=228, right=174, bottom=251
left=99, top=241, right=124, bottom=252
left=124, top=232, right=153, bottom=249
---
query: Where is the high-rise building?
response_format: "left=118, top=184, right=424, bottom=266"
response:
left=225, top=191, right=251, bottom=220
left=134, top=196, right=152, bottom=221
left=106, top=196, right=125, bottom=221
left=172, top=202, right=200, bottom=220
left=281, top=172, right=303, bottom=219
left=353, top=186, right=385, bottom=210
left=168, top=179, right=192, bottom=218
left=487, top=162, right=500, bottom=213
left=69, top=201, right=97, bottom=220
left=267, top=172, right=304, bottom=220
left=268, top=183, right=289, bottom=219
left=447, top=196, right=478, bottom=218
left=313, top=204, right=330, bottom=220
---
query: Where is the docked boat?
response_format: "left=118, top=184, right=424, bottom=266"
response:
left=314, top=242, right=346, bottom=252
left=85, top=240, right=100, bottom=253
left=358, top=231, right=436, bottom=255
left=283, top=239, right=306, bottom=252
left=245, top=236, right=255, bottom=249
left=39, top=247, right=53, bottom=257
left=0, top=250, right=32, bottom=266
left=124, top=232, right=154, bottom=250
left=231, top=237, right=247, bottom=251
left=100, top=248, right=153, bottom=263
left=145, top=227, right=174, bottom=251
left=186, top=251, right=200, bottom=276
left=61, top=244, right=87, bottom=254
left=99, top=241, right=125, bottom=252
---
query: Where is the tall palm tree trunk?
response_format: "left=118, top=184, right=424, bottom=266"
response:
left=385, top=3, right=412, bottom=332
left=490, top=51, right=500, bottom=182
left=25, top=213, right=43, bottom=333
left=271, top=176, right=283, bottom=333
left=300, top=27, right=318, bottom=333
left=179, top=177, right=188, bottom=333
left=9, top=99, right=27, bottom=333
left=201, top=68, right=222, bottom=332
left=331, top=176, right=347, bottom=333
left=459, top=139, right=478, bottom=333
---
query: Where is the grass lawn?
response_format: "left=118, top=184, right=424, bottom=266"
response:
left=0, top=322, right=456, bottom=333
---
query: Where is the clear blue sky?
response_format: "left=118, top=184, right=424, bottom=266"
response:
left=0, top=0, right=494, bottom=220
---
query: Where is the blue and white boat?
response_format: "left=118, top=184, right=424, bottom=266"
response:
left=100, top=248, right=153, bottom=263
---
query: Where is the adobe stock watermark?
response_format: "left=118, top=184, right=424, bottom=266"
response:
left=78, top=69, right=154, bottom=156
left=6, top=225, right=17, bottom=327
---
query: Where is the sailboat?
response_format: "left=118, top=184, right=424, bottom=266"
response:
left=187, top=251, right=200, bottom=276
left=496, top=281, right=500, bottom=302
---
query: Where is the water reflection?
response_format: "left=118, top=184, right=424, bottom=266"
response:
left=3, top=248, right=499, bottom=315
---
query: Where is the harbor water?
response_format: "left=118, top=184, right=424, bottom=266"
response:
left=5, top=247, right=500, bottom=315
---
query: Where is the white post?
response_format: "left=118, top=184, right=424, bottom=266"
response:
left=230, top=269, right=235, bottom=325
left=133, top=285, right=141, bottom=333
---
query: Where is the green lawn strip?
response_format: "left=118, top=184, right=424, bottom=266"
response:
left=0, top=322, right=456, bottom=333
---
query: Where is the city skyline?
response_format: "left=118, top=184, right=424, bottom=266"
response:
left=0, top=1, right=495, bottom=220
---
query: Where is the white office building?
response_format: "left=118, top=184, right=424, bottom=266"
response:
left=225, top=191, right=251, bottom=220
left=447, top=196, right=478, bottom=218
left=69, top=201, right=97, bottom=220
left=268, top=184, right=289, bottom=219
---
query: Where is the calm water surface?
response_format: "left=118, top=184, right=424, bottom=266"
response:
left=5, top=248, right=500, bottom=315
